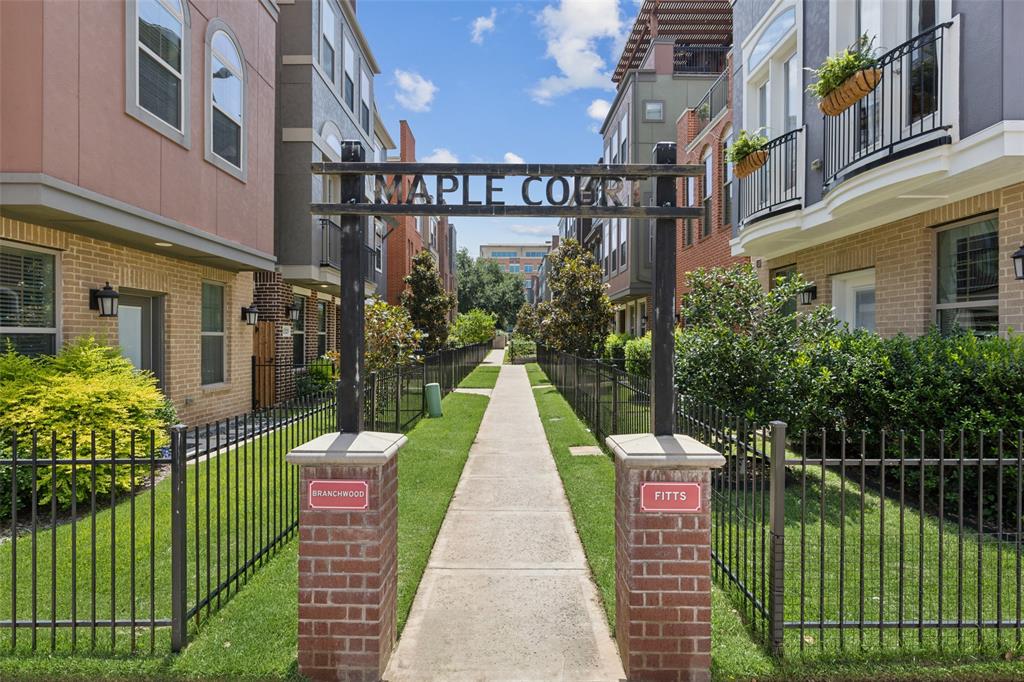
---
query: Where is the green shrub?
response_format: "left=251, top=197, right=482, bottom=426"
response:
left=0, top=338, right=173, bottom=519
left=365, top=297, right=422, bottom=372
left=725, top=129, right=769, bottom=164
left=807, top=33, right=879, bottom=99
left=450, top=309, right=497, bottom=346
left=508, top=334, right=537, bottom=362
left=296, top=356, right=335, bottom=399
left=624, top=334, right=652, bottom=378
left=603, top=333, right=632, bottom=365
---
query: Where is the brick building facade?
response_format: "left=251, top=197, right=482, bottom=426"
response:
left=0, top=0, right=278, bottom=424
left=675, top=56, right=747, bottom=301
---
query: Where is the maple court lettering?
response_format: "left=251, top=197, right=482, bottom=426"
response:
left=372, top=173, right=625, bottom=208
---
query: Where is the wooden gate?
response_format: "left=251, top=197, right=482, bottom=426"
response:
left=251, top=320, right=276, bottom=409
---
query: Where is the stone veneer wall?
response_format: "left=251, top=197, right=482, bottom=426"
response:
left=2, top=217, right=253, bottom=424
left=758, top=182, right=1024, bottom=337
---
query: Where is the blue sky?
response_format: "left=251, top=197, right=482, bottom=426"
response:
left=359, top=0, right=638, bottom=257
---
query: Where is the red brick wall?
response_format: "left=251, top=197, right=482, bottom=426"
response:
left=297, top=459, right=398, bottom=681
left=384, top=121, right=424, bottom=305
left=615, top=460, right=713, bottom=682
left=675, top=55, right=748, bottom=303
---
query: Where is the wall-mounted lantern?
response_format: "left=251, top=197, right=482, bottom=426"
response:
left=798, top=285, right=818, bottom=306
left=241, top=304, right=259, bottom=326
left=1013, top=244, right=1024, bottom=281
left=285, top=304, right=301, bottom=323
left=89, top=282, right=119, bottom=317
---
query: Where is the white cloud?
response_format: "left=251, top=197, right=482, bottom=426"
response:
left=503, top=152, right=525, bottom=164
left=421, top=148, right=459, bottom=163
left=531, top=0, right=623, bottom=103
left=587, top=98, right=611, bottom=122
left=471, top=8, right=497, bottom=44
left=394, top=69, right=437, bottom=112
left=509, top=224, right=555, bottom=236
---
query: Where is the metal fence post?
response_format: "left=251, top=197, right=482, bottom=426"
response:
left=611, top=373, right=620, bottom=435
left=768, top=420, right=787, bottom=655
left=169, top=424, right=188, bottom=652
left=369, top=372, right=378, bottom=431
left=594, top=362, right=602, bottom=439
left=395, top=366, right=402, bottom=432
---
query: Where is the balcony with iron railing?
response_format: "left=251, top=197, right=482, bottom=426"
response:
left=737, top=128, right=803, bottom=227
left=691, top=69, right=729, bottom=141
left=673, top=44, right=730, bottom=75
left=319, top=218, right=381, bottom=285
left=823, top=22, right=954, bottom=189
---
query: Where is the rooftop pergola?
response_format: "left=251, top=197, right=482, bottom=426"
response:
left=613, top=0, right=733, bottom=83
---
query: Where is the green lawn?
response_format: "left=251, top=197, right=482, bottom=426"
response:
left=0, top=391, right=489, bottom=680
left=457, top=364, right=500, bottom=389
left=525, top=363, right=548, bottom=386
left=525, top=362, right=1024, bottom=682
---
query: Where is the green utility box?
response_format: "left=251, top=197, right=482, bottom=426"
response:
left=425, top=382, right=443, bottom=418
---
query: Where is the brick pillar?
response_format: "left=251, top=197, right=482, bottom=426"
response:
left=607, top=433, right=724, bottom=682
left=288, top=432, right=406, bottom=682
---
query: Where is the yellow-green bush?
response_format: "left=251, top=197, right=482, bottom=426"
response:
left=0, top=338, right=174, bottom=518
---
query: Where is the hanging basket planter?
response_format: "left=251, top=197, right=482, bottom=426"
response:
left=734, top=149, right=769, bottom=179
left=818, top=68, right=883, bottom=117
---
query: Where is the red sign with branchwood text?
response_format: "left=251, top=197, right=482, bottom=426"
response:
left=640, top=482, right=702, bottom=512
left=307, top=480, right=369, bottom=510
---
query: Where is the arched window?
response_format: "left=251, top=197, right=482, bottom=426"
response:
left=701, top=146, right=713, bottom=237
left=721, top=126, right=734, bottom=226
left=127, top=0, right=190, bottom=145
left=748, top=7, right=795, bottom=71
left=205, top=23, right=246, bottom=179
left=320, top=122, right=344, bottom=201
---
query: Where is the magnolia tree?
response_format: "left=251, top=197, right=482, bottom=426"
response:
left=402, top=250, right=455, bottom=354
left=537, top=238, right=613, bottom=357
left=364, top=298, right=422, bottom=371
left=450, top=309, right=497, bottom=346
left=513, top=302, right=540, bottom=340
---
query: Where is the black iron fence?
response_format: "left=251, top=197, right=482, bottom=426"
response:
left=1, top=344, right=488, bottom=655
left=823, top=22, right=953, bottom=188
left=738, top=128, right=802, bottom=226
left=537, top=346, right=1024, bottom=659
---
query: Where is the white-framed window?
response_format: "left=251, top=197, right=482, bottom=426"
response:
left=743, top=3, right=799, bottom=137
left=611, top=128, right=620, bottom=164
left=429, top=216, right=438, bottom=248
left=127, top=0, right=190, bottom=146
left=619, top=219, right=627, bottom=267
left=360, top=70, right=371, bottom=132
left=201, top=282, right=225, bottom=385
left=343, top=35, right=355, bottom=110
left=0, top=241, right=59, bottom=356
left=643, top=100, right=664, bottom=122
left=316, top=301, right=328, bottom=356
left=619, top=114, right=629, bottom=163
left=373, top=218, right=385, bottom=272
left=509, top=264, right=520, bottom=274
left=320, top=0, right=337, bottom=82
left=205, top=24, right=245, bottom=179
left=832, top=268, right=876, bottom=332
left=935, top=215, right=999, bottom=335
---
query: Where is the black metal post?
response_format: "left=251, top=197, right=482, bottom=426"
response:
left=651, top=142, right=677, bottom=436
left=337, top=141, right=366, bottom=433
left=768, top=420, right=787, bottom=655
left=169, top=424, right=187, bottom=652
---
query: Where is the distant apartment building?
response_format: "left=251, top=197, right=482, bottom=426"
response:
left=676, top=52, right=748, bottom=297
left=254, top=0, right=393, bottom=406
left=478, top=243, right=551, bottom=304
left=594, top=0, right=733, bottom=335
left=382, top=120, right=457, bottom=309
left=731, top=0, right=1023, bottom=337
left=536, top=235, right=560, bottom=303
left=0, top=0, right=278, bottom=424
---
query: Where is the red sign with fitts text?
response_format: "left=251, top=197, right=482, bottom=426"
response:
left=307, top=480, right=369, bottom=510
left=640, top=482, right=702, bottom=512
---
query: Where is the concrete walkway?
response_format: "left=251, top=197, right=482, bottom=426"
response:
left=385, top=365, right=624, bottom=681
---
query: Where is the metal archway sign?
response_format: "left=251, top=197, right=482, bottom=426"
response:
left=313, top=140, right=700, bottom=437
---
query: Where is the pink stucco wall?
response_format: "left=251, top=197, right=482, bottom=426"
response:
left=0, top=0, right=276, bottom=257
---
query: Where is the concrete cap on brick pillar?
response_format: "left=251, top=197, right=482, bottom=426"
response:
left=605, top=433, right=725, bottom=469
left=286, top=430, right=407, bottom=465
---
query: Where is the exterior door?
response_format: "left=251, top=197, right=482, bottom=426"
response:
left=252, top=320, right=276, bottom=409
left=118, top=293, right=164, bottom=385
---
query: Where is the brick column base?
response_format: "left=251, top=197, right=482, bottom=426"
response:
left=288, top=432, right=406, bottom=682
left=607, top=433, right=725, bottom=682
